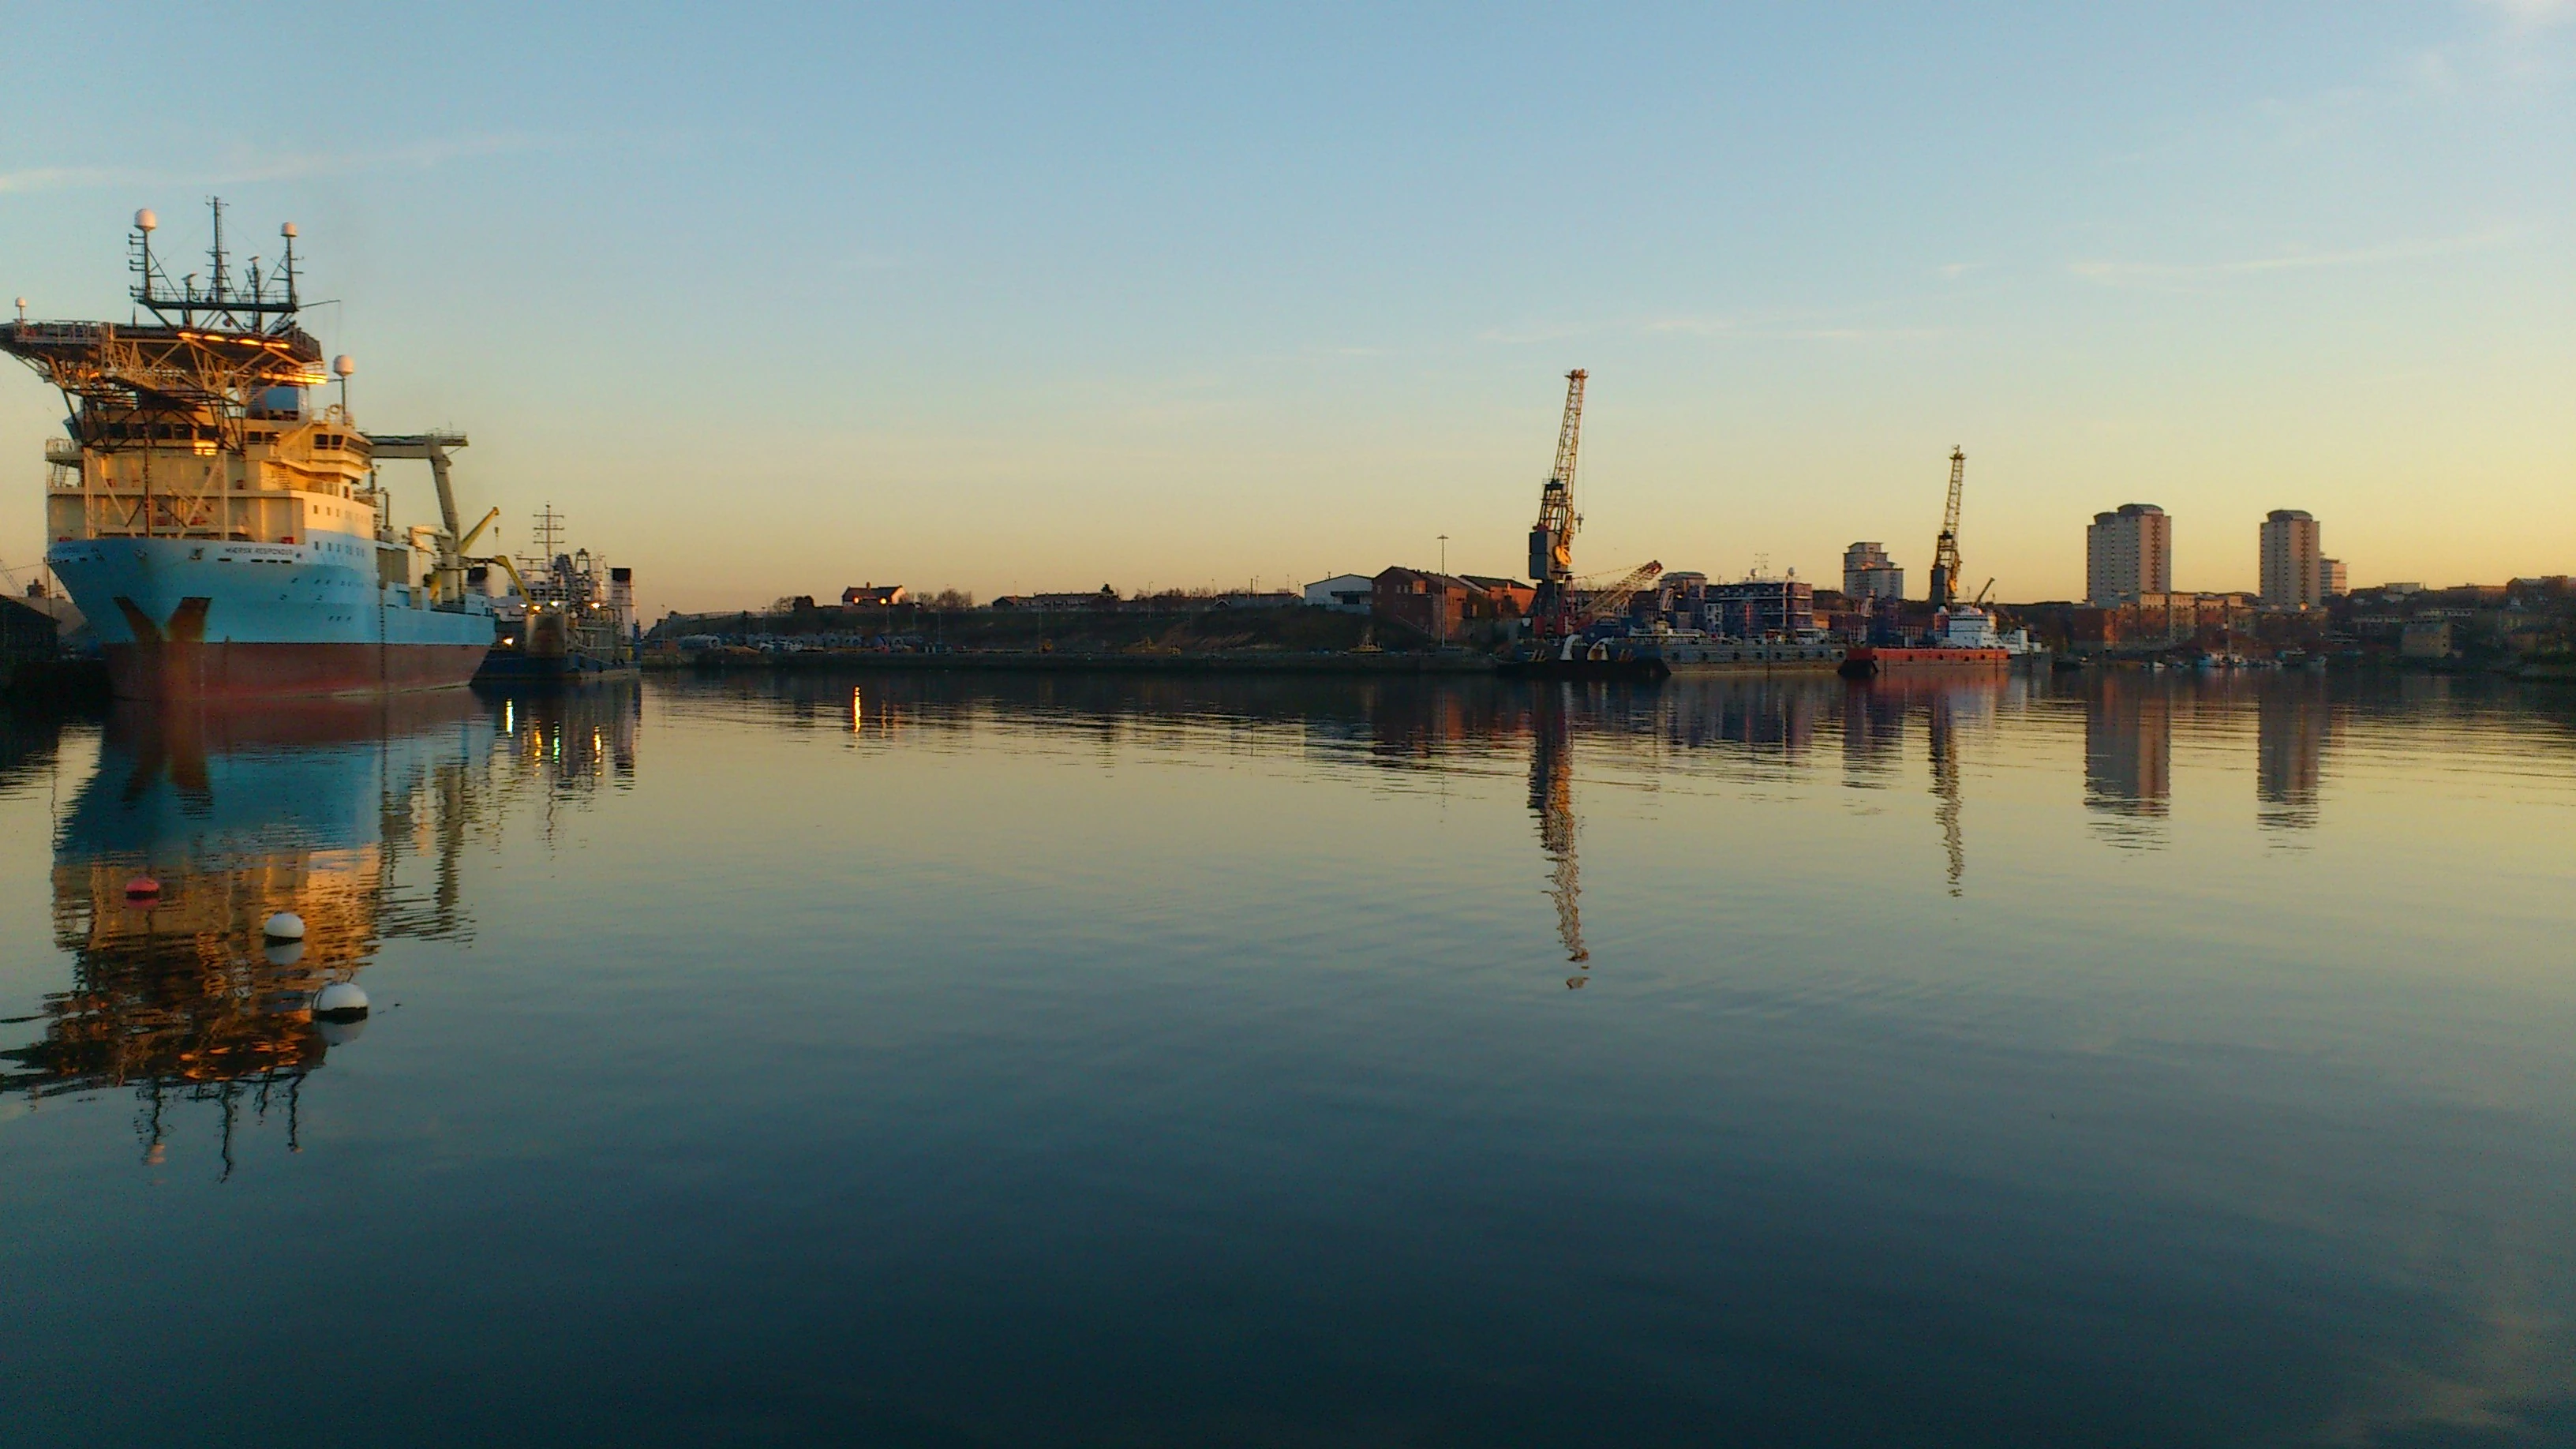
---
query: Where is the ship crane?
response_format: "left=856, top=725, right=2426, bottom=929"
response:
left=1926, top=446, right=1965, bottom=610
left=1574, top=559, right=1664, bottom=631
left=1527, top=369, right=1587, bottom=642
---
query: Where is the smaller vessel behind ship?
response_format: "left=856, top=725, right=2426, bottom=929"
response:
left=1631, top=629, right=1844, bottom=675
left=474, top=506, right=638, bottom=686
left=2, top=201, right=500, bottom=700
left=1840, top=604, right=2031, bottom=679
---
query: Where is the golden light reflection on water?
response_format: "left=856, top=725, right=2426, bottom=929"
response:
left=2, top=685, right=638, bottom=1176
left=2, top=668, right=2573, bottom=1443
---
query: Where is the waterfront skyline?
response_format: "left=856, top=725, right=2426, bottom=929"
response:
left=0, top=2, right=2568, bottom=615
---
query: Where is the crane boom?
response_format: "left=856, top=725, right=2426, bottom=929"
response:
left=1528, top=369, right=1587, bottom=640
left=1927, top=446, right=1965, bottom=609
left=1576, top=560, right=1663, bottom=627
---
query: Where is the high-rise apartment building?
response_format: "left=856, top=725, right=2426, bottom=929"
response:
left=2260, top=509, right=2323, bottom=608
left=2086, top=504, right=2171, bottom=605
left=1841, top=542, right=1905, bottom=601
left=2320, top=557, right=2347, bottom=598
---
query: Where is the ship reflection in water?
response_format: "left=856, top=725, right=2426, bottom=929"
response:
left=2, top=685, right=637, bottom=1176
left=6, top=669, right=2574, bottom=1443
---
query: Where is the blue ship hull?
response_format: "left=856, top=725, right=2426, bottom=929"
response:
left=49, top=536, right=494, bottom=699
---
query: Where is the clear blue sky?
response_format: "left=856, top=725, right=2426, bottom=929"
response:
left=2, top=2, right=2568, bottom=611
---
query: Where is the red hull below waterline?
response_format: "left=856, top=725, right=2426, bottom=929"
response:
left=104, top=642, right=492, bottom=701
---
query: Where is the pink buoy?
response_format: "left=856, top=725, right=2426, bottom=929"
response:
left=123, top=875, right=161, bottom=901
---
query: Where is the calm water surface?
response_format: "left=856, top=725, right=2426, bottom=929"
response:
left=4, top=670, right=2574, bottom=1447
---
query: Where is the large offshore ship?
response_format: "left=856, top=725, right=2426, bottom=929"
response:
left=2, top=201, right=500, bottom=699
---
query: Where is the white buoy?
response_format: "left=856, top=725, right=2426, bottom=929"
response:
left=264, top=912, right=305, bottom=940
left=264, top=939, right=305, bottom=968
left=313, top=981, right=369, bottom=1020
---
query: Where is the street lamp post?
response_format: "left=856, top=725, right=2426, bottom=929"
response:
left=1436, top=534, right=1450, bottom=647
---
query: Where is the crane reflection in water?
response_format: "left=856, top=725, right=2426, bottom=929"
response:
left=1526, top=684, right=1589, bottom=983
left=1, top=685, right=635, bottom=1178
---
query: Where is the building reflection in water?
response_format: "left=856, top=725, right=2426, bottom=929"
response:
left=1827, top=676, right=2004, bottom=895
left=2256, top=674, right=2331, bottom=833
left=2084, top=674, right=2174, bottom=846
left=1840, top=680, right=1908, bottom=790
left=2, top=684, right=636, bottom=1177
left=679, top=670, right=2039, bottom=972
left=1508, top=674, right=2009, bottom=972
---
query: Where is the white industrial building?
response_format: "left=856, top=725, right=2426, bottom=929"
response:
left=1304, top=574, right=1375, bottom=612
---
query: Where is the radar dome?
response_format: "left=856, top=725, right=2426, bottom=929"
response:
left=333, top=355, right=356, bottom=378
left=280, top=222, right=298, bottom=238
left=134, top=208, right=157, bottom=232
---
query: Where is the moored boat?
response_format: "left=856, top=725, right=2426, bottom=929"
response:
left=1840, top=605, right=2027, bottom=678
left=3, top=202, right=500, bottom=700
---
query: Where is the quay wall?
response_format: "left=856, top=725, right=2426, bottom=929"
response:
left=654, top=650, right=1496, bottom=676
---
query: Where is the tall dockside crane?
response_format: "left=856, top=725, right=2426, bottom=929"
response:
left=1527, top=369, right=1588, bottom=642
left=1926, top=446, right=1967, bottom=610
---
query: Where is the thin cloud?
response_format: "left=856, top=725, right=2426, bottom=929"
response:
left=2473, top=0, right=2576, bottom=29
left=0, top=133, right=565, bottom=195
left=2069, top=230, right=2525, bottom=286
left=0, top=166, right=122, bottom=193
left=1642, top=315, right=1739, bottom=336
left=1476, top=322, right=1592, bottom=346
left=1642, top=313, right=1941, bottom=343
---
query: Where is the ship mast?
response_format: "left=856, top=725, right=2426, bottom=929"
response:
left=4, top=199, right=328, bottom=462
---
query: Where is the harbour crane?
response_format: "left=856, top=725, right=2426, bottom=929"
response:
left=1574, top=559, right=1664, bottom=631
left=1527, top=369, right=1587, bottom=642
left=1926, top=446, right=1965, bottom=610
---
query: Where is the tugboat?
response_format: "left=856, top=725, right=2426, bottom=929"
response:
left=2, top=201, right=501, bottom=699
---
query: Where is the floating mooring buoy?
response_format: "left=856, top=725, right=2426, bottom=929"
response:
left=263, top=912, right=306, bottom=940
left=313, top=981, right=369, bottom=1021
left=123, top=876, right=160, bottom=901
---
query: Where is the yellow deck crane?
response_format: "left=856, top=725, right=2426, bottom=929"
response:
left=1926, top=446, right=1966, bottom=609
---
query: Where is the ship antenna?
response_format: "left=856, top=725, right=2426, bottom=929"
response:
left=206, top=196, right=230, bottom=323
